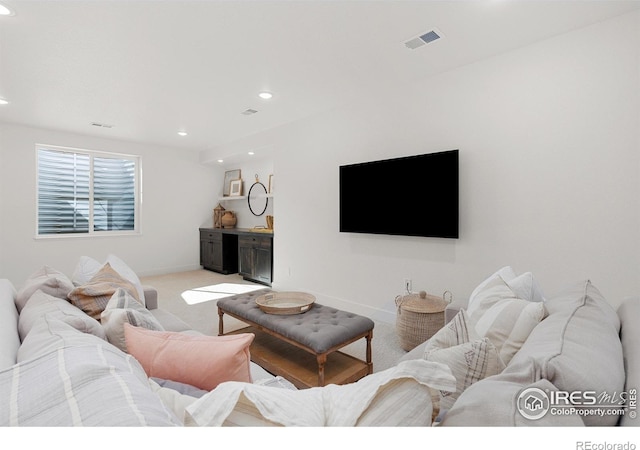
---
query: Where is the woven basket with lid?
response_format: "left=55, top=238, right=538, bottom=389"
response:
left=395, top=290, right=452, bottom=351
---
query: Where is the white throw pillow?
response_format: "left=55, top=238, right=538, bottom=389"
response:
left=71, top=256, right=103, bottom=286
left=467, top=274, right=547, bottom=365
left=106, top=254, right=145, bottom=305
left=506, top=271, right=546, bottom=303
left=467, top=266, right=517, bottom=312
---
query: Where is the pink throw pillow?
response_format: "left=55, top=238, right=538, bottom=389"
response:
left=124, top=324, right=254, bottom=391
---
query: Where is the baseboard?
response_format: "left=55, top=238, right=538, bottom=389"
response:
left=137, top=263, right=203, bottom=278
left=272, top=282, right=396, bottom=325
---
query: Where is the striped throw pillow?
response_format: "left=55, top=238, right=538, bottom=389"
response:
left=467, top=274, right=547, bottom=365
left=68, top=262, right=141, bottom=320
left=425, top=337, right=505, bottom=411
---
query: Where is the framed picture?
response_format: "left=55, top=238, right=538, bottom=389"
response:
left=230, top=179, right=243, bottom=196
left=223, top=169, right=241, bottom=196
left=268, top=174, right=274, bottom=194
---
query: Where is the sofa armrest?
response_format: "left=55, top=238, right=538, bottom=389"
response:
left=0, top=279, right=20, bottom=371
left=143, top=285, right=158, bottom=310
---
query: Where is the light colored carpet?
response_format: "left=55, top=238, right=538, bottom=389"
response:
left=140, top=269, right=408, bottom=373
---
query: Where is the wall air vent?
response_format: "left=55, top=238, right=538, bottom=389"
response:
left=241, top=109, right=258, bottom=116
left=404, top=28, right=443, bottom=50
left=90, top=122, right=114, bottom=128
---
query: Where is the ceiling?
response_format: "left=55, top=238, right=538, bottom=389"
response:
left=0, top=0, right=639, bottom=161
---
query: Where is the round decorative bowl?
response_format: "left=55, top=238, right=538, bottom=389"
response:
left=255, top=292, right=316, bottom=315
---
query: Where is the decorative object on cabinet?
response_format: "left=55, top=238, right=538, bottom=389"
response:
left=248, top=174, right=269, bottom=216
left=213, top=203, right=225, bottom=229
left=268, top=174, right=274, bottom=194
left=221, top=211, right=237, bottom=228
left=229, top=179, right=243, bottom=197
left=266, top=215, right=274, bottom=230
left=223, top=169, right=241, bottom=196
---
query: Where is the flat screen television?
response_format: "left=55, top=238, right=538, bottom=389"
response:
left=339, top=149, right=459, bottom=238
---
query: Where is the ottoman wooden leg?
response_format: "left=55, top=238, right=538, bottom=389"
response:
left=218, top=307, right=225, bottom=335
left=317, top=353, right=327, bottom=386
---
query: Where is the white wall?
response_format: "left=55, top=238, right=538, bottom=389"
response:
left=0, top=125, right=4, bottom=278
left=208, top=11, right=640, bottom=322
left=0, top=124, right=222, bottom=286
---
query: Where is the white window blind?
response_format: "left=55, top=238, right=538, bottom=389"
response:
left=37, top=145, right=140, bottom=236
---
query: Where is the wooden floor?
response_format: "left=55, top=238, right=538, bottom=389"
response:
left=229, top=326, right=371, bottom=389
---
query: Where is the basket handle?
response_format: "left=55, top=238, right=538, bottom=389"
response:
left=443, top=290, right=453, bottom=304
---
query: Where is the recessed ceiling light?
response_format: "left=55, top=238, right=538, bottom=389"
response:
left=0, top=3, right=14, bottom=16
left=248, top=151, right=255, bottom=156
left=178, top=131, right=187, bottom=136
left=217, top=159, right=224, bottom=163
left=0, top=98, right=8, bottom=105
left=258, top=92, right=273, bottom=100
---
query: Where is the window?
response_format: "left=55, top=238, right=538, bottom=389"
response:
left=36, top=145, right=141, bottom=237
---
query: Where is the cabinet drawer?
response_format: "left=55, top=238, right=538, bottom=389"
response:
left=239, top=235, right=272, bottom=249
left=200, top=230, right=222, bottom=241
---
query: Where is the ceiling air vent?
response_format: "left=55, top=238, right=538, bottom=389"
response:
left=404, top=29, right=443, bottom=50
left=90, top=122, right=114, bottom=128
left=241, top=109, right=258, bottom=116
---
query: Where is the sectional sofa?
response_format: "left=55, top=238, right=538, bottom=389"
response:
left=0, top=258, right=638, bottom=426
left=403, top=266, right=639, bottom=426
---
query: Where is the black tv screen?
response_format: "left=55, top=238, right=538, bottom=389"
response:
left=339, top=149, right=459, bottom=238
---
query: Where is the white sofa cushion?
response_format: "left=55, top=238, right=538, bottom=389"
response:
left=504, top=280, right=624, bottom=426
left=15, top=266, right=74, bottom=312
left=0, top=280, right=20, bottom=371
left=441, top=378, right=585, bottom=426
left=18, top=289, right=106, bottom=343
left=18, top=311, right=112, bottom=363
left=1, top=333, right=181, bottom=426
left=184, top=359, right=456, bottom=427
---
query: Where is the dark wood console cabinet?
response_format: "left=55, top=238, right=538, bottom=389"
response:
left=199, top=228, right=273, bottom=286
left=238, top=234, right=273, bottom=286
left=199, top=229, right=238, bottom=274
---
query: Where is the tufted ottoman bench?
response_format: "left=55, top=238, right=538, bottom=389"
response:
left=217, top=289, right=374, bottom=388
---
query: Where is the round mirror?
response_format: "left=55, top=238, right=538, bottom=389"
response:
left=248, top=181, right=269, bottom=216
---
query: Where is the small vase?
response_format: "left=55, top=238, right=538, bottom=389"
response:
left=221, top=211, right=237, bottom=228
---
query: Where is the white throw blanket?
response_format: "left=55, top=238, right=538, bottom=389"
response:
left=184, top=359, right=456, bottom=427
